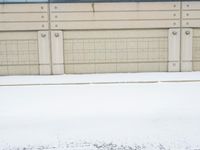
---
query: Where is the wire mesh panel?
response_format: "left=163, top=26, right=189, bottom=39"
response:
left=0, top=32, right=39, bottom=75
left=64, top=30, right=168, bottom=74
left=193, top=29, right=200, bottom=71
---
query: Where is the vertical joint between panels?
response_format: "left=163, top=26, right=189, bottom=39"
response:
left=48, top=2, right=53, bottom=75
left=180, top=0, right=183, bottom=72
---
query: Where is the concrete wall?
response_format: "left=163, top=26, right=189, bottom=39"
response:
left=0, top=4, right=50, bottom=75
left=0, top=1, right=199, bottom=75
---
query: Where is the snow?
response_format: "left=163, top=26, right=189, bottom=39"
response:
left=0, top=72, right=200, bottom=86
left=0, top=72, right=200, bottom=150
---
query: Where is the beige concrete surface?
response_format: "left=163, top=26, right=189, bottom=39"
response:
left=0, top=2, right=200, bottom=75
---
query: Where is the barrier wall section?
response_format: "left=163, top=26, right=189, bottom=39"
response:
left=0, top=1, right=200, bottom=75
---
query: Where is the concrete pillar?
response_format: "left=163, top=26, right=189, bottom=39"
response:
left=181, top=28, right=193, bottom=72
left=168, top=28, right=180, bottom=72
left=38, top=31, right=51, bottom=75
left=51, top=30, right=64, bottom=74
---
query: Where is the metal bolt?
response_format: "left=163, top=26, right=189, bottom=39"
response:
left=172, top=31, right=177, bottom=35
left=186, top=13, right=189, bottom=16
left=54, top=6, right=57, bottom=9
left=173, top=4, right=176, bottom=8
left=41, top=33, right=46, bottom=37
left=41, top=15, right=44, bottom=18
left=41, top=6, right=44, bottom=9
left=185, top=31, right=190, bottom=35
left=55, top=33, right=59, bottom=37
left=187, top=4, right=190, bottom=7
left=173, top=13, right=176, bottom=17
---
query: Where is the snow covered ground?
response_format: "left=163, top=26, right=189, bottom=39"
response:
left=0, top=72, right=200, bottom=150
left=1, top=72, right=200, bottom=86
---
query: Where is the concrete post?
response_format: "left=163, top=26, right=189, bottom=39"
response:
left=181, top=28, right=193, bottom=72
left=168, top=28, right=180, bottom=72
left=38, top=31, right=51, bottom=75
left=51, top=30, right=64, bottom=74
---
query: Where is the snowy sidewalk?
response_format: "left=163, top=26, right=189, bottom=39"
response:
left=0, top=72, right=200, bottom=150
left=0, top=72, right=200, bottom=86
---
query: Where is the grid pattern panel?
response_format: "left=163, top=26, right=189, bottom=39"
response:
left=193, top=36, right=200, bottom=71
left=64, top=36, right=168, bottom=73
left=64, top=37, right=168, bottom=63
left=0, top=39, right=39, bottom=75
